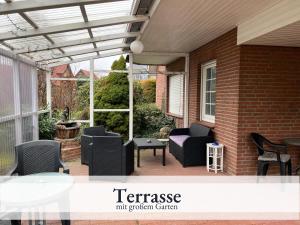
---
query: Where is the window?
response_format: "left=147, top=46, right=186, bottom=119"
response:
left=201, top=61, right=216, bottom=123
left=168, top=74, right=184, bottom=116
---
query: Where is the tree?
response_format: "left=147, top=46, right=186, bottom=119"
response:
left=94, top=55, right=130, bottom=137
left=140, top=79, right=156, bottom=103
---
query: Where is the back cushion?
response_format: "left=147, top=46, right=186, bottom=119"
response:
left=189, top=123, right=211, bottom=137
left=84, top=126, right=105, bottom=136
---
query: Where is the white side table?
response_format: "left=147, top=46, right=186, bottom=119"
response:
left=206, top=143, right=224, bottom=173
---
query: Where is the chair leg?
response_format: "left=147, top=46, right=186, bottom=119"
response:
left=257, top=161, right=268, bottom=176
left=287, top=160, right=292, bottom=175
left=280, top=162, right=286, bottom=176
left=262, top=163, right=269, bottom=176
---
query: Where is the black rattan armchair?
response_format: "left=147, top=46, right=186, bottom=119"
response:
left=88, top=135, right=134, bottom=176
left=81, top=126, right=119, bottom=165
left=250, top=133, right=291, bottom=175
left=9, top=140, right=69, bottom=175
left=9, top=140, right=70, bottom=225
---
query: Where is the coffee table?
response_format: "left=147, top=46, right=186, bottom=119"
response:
left=133, top=138, right=166, bottom=167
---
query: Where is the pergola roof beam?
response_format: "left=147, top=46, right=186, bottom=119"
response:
left=0, top=0, right=125, bottom=15
left=0, top=15, right=148, bottom=42
left=45, top=50, right=126, bottom=67
left=36, top=43, right=129, bottom=62
left=79, top=4, right=98, bottom=54
left=14, top=32, right=139, bottom=54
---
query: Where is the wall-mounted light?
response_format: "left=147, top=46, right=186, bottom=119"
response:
left=130, top=40, right=144, bottom=54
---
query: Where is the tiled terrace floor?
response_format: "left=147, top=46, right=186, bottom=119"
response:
left=22, top=150, right=300, bottom=225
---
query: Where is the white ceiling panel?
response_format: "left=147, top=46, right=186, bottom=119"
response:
left=140, top=0, right=281, bottom=53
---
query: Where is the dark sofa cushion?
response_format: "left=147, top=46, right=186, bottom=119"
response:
left=189, top=123, right=211, bottom=137
left=84, top=126, right=105, bottom=136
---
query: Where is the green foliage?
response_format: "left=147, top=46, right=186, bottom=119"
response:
left=133, top=81, right=144, bottom=105
left=39, top=113, right=56, bottom=140
left=140, top=79, right=156, bottom=103
left=134, top=103, right=175, bottom=138
left=94, top=55, right=130, bottom=138
left=76, top=82, right=90, bottom=111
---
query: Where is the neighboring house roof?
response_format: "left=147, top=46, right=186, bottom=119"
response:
left=75, top=69, right=98, bottom=79
left=52, top=64, right=73, bottom=78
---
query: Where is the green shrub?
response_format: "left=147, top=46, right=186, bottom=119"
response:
left=94, top=55, right=130, bottom=138
left=134, top=103, right=175, bottom=138
left=39, top=113, right=56, bottom=140
left=140, top=79, right=156, bottom=103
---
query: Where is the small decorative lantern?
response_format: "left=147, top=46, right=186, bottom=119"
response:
left=130, top=40, right=144, bottom=54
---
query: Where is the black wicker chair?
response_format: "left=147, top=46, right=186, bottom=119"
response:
left=81, top=126, right=118, bottom=165
left=10, top=140, right=69, bottom=175
left=8, top=140, right=70, bottom=225
left=250, top=133, right=292, bottom=176
left=169, top=123, right=214, bottom=167
left=88, top=134, right=134, bottom=176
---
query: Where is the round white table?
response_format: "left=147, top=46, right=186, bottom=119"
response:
left=1, top=172, right=73, bottom=225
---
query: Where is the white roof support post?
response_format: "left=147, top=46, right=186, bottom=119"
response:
left=31, top=67, right=39, bottom=140
left=128, top=53, right=134, bottom=140
left=184, top=54, right=189, bottom=127
left=0, top=15, right=148, bottom=41
left=89, top=59, right=94, bottom=127
left=46, top=70, right=52, bottom=118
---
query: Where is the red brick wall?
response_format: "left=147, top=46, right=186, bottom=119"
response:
left=188, top=29, right=240, bottom=175
left=237, top=46, right=300, bottom=175
left=165, top=28, right=300, bottom=175
left=155, top=66, right=167, bottom=111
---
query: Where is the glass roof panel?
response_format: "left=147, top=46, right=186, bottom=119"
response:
left=100, top=49, right=124, bottom=55
left=47, top=30, right=90, bottom=43
left=71, top=52, right=97, bottom=59
left=85, top=0, right=133, bottom=21
left=27, top=49, right=62, bottom=62
left=26, top=6, right=83, bottom=27
left=62, top=44, right=95, bottom=53
left=0, top=13, right=31, bottom=33
left=92, top=24, right=128, bottom=37
left=95, top=39, right=124, bottom=47
left=6, top=36, right=51, bottom=51
left=44, top=57, right=70, bottom=65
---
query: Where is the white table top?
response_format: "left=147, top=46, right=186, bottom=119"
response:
left=0, top=172, right=73, bottom=207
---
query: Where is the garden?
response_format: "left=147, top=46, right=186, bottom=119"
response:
left=39, top=56, right=175, bottom=141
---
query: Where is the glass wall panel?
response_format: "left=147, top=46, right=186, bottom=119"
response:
left=0, top=120, right=16, bottom=175
left=0, top=54, right=14, bottom=117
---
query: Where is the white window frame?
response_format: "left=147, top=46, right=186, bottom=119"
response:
left=168, top=74, right=184, bottom=117
left=201, top=60, right=216, bottom=123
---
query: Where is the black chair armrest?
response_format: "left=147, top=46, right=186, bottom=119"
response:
left=264, top=139, right=287, bottom=150
left=170, top=128, right=190, bottom=136
left=59, top=160, right=70, bottom=174
left=106, top=131, right=120, bottom=137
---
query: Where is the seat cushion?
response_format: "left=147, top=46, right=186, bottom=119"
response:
left=169, top=135, right=190, bottom=147
left=258, top=152, right=291, bottom=163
